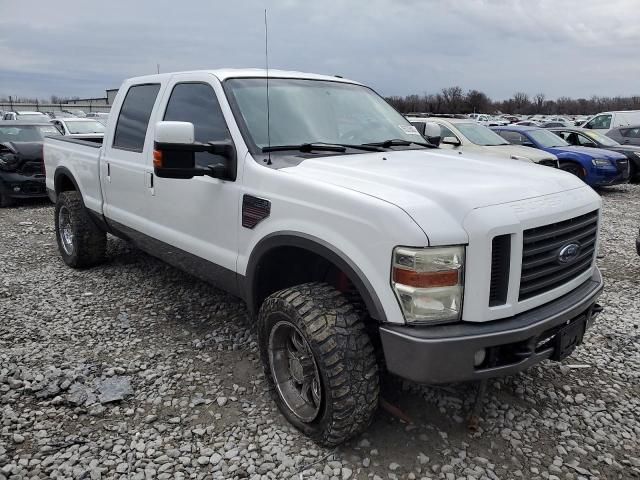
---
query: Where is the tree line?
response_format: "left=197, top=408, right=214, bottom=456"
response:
left=385, top=87, right=640, bottom=116
left=0, top=95, right=82, bottom=104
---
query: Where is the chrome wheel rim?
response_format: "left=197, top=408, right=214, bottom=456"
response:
left=268, top=320, right=322, bottom=422
left=58, top=206, right=74, bottom=255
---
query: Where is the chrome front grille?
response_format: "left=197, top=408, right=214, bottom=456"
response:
left=519, top=210, right=598, bottom=301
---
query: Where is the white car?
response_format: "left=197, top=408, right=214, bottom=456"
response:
left=408, top=116, right=559, bottom=166
left=50, top=118, right=106, bottom=139
left=3, top=111, right=50, bottom=122
left=45, top=68, right=603, bottom=445
left=579, top=110, right=640, bottom=132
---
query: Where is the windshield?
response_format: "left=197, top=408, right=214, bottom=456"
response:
left=0, top=125, right=57, bottom=142
left=65, top=120, right=105, bottom=134
left=456, top=123, right=509, bottom=146
left=584, top=130, right=620, bottom=147
left=529, top=129, right=569, bottom=148
left=225, top=78, right=422, bottom=150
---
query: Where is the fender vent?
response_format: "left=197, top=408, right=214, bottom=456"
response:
left=242, top=195, right=271, bottom=229
left=489, top=234, right=511, bottom=307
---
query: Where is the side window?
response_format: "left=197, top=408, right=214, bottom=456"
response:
left=554, top=131, right=570, bottom=142
left=410, top=122, right=426, bottom=135
left=439, top=124, right=457, bottom=139
left=499, top=131, right=525, bottom=145
left=628, top=127, right=640, bottom=138
left=163, top=83, right=231, bottom=168
left=113, top=84, right=161, bottom=152
left=586, top=114, right=612, bottom=130
left=576, top=134, right=596, bottom=147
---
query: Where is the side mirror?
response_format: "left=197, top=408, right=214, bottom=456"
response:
left=153, top=121, right=236, bottom=180
left=423, top=122, right=441, bottom=147
left=441, top=136, right=461, bottom=146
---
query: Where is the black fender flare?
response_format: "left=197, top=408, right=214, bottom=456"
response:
left=53, top=166, right=82, bottom=200
left=245, top=232, right=388, bottom=322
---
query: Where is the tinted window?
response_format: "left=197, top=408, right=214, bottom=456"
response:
left=163, top=83, right=231, bottom=167
left=498, top=130, right=527, bottom=145
left=113, top=84, right=160, bottom=152
left=627, top=127, right=640, bottom=138
left=410, top=122, right=426, bottom=135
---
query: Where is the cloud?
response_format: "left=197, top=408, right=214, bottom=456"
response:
left=0, top=0, right=639, bottom=100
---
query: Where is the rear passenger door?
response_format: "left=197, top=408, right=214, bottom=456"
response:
left=101, top=83, right=163, bottom=231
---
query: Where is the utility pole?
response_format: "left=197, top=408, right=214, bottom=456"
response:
left=9, top=95, right=13, bottom=111
left=157, top=64, right=160, bottom=74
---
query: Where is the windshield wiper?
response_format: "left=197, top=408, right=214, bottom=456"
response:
left=363, top=139, right=435, bottom=149
left=262, top=142, right=384, bottom=153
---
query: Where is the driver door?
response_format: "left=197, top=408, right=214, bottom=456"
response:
left=143, top=73, right=241, bottom=277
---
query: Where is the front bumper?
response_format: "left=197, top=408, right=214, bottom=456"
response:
left=0, top=173, right=47, bottom=199
left=379, top=268, right=603, bottom=384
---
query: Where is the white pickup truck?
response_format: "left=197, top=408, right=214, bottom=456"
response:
left=44, top=69, right=604, bottom=445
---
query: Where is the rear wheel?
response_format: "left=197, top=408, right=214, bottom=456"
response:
left=54, top=191, right=106, bottom=268
left=258, top=282, right=379, bottom=446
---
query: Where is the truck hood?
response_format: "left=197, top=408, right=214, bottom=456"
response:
left=281, top=149, right=585, bottom=244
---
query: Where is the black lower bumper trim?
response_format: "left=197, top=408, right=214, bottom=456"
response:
left=379, top=268, right=603, bottom=384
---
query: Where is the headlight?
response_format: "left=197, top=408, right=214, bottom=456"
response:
left=591, top=158, right=611, bottom=166
left=392, top=246, right=464, bottom=324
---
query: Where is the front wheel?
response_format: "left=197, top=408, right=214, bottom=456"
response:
left=258, top=282, right=379, bottom=446
left=559, top=161, right=585, bottom=180
left=54, top=191, right=106, bottom=268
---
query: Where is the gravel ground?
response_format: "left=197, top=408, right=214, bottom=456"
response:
left=1, top=185, right=639, bottom=480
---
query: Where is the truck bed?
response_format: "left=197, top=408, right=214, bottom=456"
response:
left=44, top=135, right=104, bottom=212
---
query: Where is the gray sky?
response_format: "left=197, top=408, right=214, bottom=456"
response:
left=1, top=0, right=638, bottom=100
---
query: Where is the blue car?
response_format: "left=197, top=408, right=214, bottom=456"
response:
left=491, top=125, right=629, bottom=187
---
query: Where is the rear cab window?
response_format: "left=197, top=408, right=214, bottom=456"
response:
left=113, top=84, right=161, bottom=152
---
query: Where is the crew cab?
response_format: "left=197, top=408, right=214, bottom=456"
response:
left=492, top=125, right=629, bottom=187
left=45, top=69, right=604, bottom=446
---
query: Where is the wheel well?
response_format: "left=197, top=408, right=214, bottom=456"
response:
left=251, top=246, right=373, bottom=321
left=55, top=172, right=77, bottom=194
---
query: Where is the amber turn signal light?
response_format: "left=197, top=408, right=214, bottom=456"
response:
left=392, top=267, right=460, bottom=288
left=153, top=150, right=163, bottom=168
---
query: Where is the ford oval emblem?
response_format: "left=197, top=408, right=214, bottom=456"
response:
left=557, top=243, right=580, bottom=264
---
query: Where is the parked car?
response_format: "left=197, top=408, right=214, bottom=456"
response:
left=45, top=69, right=604, bottom=445
left=540, top=121, right=573, bottom=128
left=606, top=125, right=640, bottom=147
left=47, top=111, right=78, bottom=119
left=549, top=127, right=640, bottom=181
left=50, top=118, right=105, bottom=140
left=3, top=111, right=51, bottom=122
left=85, top=112, right=109, bottom=124
left=579, top=110, right=640, bottom=132
left=0, top=121, right=59, bottom=207
left=492, top=125, right=630, bottom=187
left=62, top=109, right=87, bottom=118
left=515, top=120, right=541, bottom=127
left=407, top=116, right=559, bottom=166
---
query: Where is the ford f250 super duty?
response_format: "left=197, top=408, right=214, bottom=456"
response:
left=44, top=69, right=604, bottom=446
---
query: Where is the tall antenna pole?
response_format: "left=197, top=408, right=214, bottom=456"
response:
left=157, top=63, right=160, bottom=74
left=264, top=9, right=272, bottom=164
